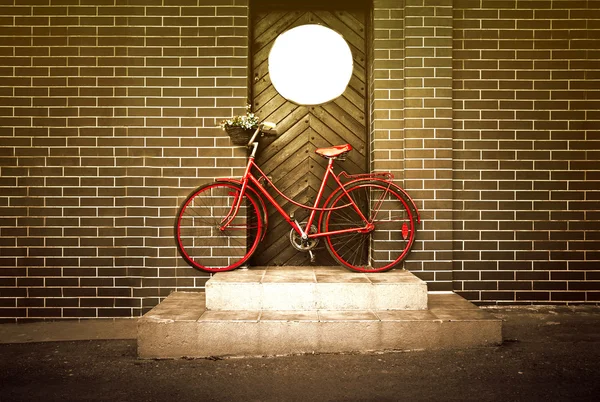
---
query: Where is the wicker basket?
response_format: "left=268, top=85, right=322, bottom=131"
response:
left=225, top=126, right=254, bottom=146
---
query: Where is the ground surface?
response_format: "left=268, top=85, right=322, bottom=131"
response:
left=1, top=306, right=599, bottom=401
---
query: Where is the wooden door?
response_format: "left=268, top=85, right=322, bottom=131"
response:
left=250, top=4, right=368, bottom=266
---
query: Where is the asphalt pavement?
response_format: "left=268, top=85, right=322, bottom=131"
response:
left=1, top=305, right=599, bottom=401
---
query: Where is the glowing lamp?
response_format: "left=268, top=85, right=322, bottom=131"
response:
left=268, top=24, right=354, bottom=106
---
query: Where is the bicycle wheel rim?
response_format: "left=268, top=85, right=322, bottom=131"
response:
left=176, top=183, right=262, bottom=272
left=324, top=183, right=416, bottom=273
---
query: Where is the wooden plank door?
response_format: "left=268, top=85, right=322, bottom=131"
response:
left=250, top=6, right=368, bottom=266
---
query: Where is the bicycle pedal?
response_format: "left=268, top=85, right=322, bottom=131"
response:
left=309, top=250, right=316, bottom=263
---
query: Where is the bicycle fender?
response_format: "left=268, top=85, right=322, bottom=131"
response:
left=215, top=178, right=269, bottom=241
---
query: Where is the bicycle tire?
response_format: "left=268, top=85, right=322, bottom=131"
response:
left=322, top=181, right=417, bottom=273
left=176, top=182, right=263, bottom=272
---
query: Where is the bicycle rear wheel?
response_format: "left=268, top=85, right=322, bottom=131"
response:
left=322, top=182, right=417, bottom=273
left=176, top=182, right=263, bottom=272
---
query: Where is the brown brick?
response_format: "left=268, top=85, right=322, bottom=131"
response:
left=3, top=0, right=600, bottom=320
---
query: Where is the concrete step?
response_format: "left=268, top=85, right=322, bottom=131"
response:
left=137, top=292, right=502, bottom=359
left=206, top=266, right=428, bottom=311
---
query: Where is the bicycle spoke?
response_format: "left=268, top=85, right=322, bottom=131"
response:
left=324, top=182, right=416, bottom=273
left=335, top=233, right=369, bottom=267
left=176, top=183, right=263, bottom=272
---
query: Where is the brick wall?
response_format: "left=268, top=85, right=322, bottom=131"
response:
left=1, top=0, right=599, bottom=321
left=0, top=0, right=249, bottom=321
left=453, top=0, right=600, bottom=303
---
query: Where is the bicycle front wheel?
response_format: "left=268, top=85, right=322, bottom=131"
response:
left=323, top=182, right=417, bottom=273
left=176, top=182, right=263, bottom=272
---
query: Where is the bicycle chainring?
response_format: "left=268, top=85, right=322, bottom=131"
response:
left=289, top=223, right=319, bottom=251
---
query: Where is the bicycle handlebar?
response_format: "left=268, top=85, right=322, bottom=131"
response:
left=247, top=122, right=277, bottom=147
left=262, top=122, right=277, bottom=131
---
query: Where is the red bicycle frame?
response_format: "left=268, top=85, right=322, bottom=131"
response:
left=219, top=142, right=382, bottom=241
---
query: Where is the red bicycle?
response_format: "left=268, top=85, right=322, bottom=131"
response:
left=176, top=122, right=420, bottom=273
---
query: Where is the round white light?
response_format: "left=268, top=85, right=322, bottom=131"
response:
left=268, top=24, right=353, bottom=106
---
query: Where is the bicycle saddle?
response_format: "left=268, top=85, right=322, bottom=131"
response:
left=315, top=144, right=353, bottom=159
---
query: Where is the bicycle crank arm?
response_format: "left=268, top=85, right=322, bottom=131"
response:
left=294, top=219, right=309, bottom=240
left=295, top=220, right=317, bottom=262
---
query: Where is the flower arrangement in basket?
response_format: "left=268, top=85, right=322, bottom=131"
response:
left=220, top=105, right=260, bottom=146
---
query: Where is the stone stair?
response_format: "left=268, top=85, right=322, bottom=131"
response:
left=205, top=267, right=428, bottom=311
left=138, top=266, right=502, bottom=359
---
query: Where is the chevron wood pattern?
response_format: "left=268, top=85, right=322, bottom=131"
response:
left=250, top=8, right=367, bottom=266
